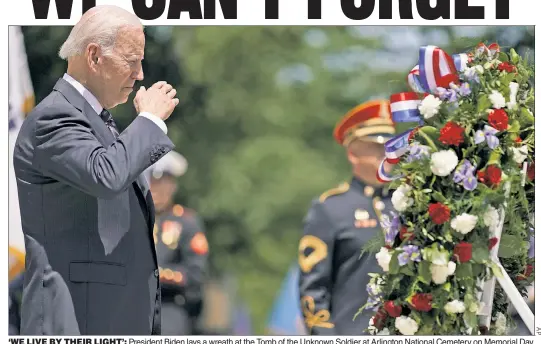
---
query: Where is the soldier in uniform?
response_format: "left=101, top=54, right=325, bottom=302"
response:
left=148, top=151, right=209, bottom=335
left=298, top=100, right=395, bottom=335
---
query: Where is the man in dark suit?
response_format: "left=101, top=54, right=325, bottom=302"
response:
left=147, top=151, right=209, bottom=335
left=13, top=5, right=179, bottom=335
left=298, top=100, right=395, bottom=335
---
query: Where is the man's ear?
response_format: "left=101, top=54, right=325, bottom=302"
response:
left=346, top=147, right=359, bottom=165
left=86, top=44, right=101, bottom=70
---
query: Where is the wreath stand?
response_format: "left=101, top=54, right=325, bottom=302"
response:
left=477, top=162, right=534, bottom=334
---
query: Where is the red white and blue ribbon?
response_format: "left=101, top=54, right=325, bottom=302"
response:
left=384, top=130, right=414, bottom=164
left=407, top=66, right=425, bottom=94
left=390, top=92, right=424, bottom=124
left=376, top=93, right=424, bottom=181
left=376, top=45, right=474, bottom=182
left=418, top=45, right=459, bottom=93
left=453, top=54, right=469, bottom=73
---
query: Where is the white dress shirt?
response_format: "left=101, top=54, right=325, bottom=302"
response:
left=62, top=73, right=168, bottom=134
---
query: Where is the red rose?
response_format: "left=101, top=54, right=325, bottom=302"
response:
left=383, top=301, right=402, bottom=318
left=488, top=109, right=509, bottom=131
left=373, top=308, right=387, bottom=330
left=410, top=293, right=433, bottom=312
left=477, top=170, right=486, bottom=183
left=498, top=62, right=516, bottom=73
left=454, top=242, right=473, bottom=262
left=485, top=165, right=502, bottom=186
left=428, top=203, right=450, bottom=225
left=399, top=227, right=414, bottom=241
left=488, top=237, right=498, bottom=250
left=527, top=162, right=535, bottom=181
left=515, top=137, right=523, bottom=144
left=439, top=121, right=465, bottom=146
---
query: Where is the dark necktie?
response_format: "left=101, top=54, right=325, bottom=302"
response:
left=99, top=109, right=120, bottom=138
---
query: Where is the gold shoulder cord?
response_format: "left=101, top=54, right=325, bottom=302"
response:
left=301, top=296, right=335, bottom=331
left=319, top=182, right=350, bottom=203
left=298, top=235, right=328, bottom=273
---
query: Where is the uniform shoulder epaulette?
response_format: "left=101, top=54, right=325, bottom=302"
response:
left=318, top=182, right=350, bottom=203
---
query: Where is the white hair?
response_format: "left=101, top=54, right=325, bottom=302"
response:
left=58, top=5, right=143, bottom=60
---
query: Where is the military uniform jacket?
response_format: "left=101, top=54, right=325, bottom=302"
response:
left=298, top=177, right=392, bottom=335
left=154, top=205, right=208, bottom=316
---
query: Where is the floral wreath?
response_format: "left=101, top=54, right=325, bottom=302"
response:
left=360, top=43, right=535, bottom=335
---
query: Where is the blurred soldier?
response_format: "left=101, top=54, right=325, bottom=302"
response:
left=298, top=100, right=395, bottom=335
left=148, top=151, right=209, bottom=335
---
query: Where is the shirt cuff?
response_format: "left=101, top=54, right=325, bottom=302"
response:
left=139, top=112, right=168, bottom=134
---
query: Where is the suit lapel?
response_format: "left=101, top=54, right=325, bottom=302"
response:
left=53, top=78, right=155, bottom=229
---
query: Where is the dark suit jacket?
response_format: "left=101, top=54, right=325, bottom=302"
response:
left=13, top=78, right=174, bottom=335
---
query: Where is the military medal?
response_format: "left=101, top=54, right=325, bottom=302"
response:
left=355, top=208, right=370, bottom=228
left=161, top=220, right=182, bottom=249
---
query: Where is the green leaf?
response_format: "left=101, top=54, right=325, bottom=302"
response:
left=477, top=94, right=491, bottom=113
left=507, top=119, right=521, bottom=134
left=510, top=48, right=520, bottom=64
left=389, top=252, right=400, bottom=274
left=418, top=126, right=440, bottom=149
left=456, top=263, right=473, bottom=279
left=498, top=234, right=525, bottom=258
left=498, top=52, right=509, bottom=62
left=418, top=261, right=432, bottom=285
left=464, top=311, right=478, bottom=329
left=488, top=150, right=501, bottom=165
left=432, top=191, right=447, bottom=203
left=472, top=246, right=489, bottom=263
left=472, top=263, right=485, bottom=276
left=401, top=265, right=416, bottom=277
left=519, top=107, right=534, bottom=126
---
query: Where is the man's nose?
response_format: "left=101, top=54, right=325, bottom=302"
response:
left=133, top=67, right=144, bottom=81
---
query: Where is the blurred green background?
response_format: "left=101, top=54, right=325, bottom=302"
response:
left=20, top=25, right=534, bottom=334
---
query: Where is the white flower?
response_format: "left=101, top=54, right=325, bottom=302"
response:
left=430, top=150, right=459, bottom=176
left=376, top=247, right=392, bottom=272
left=507, top=82, right=519, bottom=109
left=376, top=328, right=390, bottom=335
left=395, top=316, right=418, bottom=335
left=475, top=65, right=484, bottom=74
left=451, top=213, right=478, bottom=234
left=510, top=146, right=528, bottom=164
left=430, top=263, right=453, bottom=284
left=367, top=317, right=377, bottom=335
left=419, top=94, right=442, bottom=119
left=447, top=261, right=456, bottom=275
left=483, top=205, right=500, bottom=234
left=493, top=312, right=507, bottom=335
left=444, top=300, right=466, bottom=314
left=489, top=90, right=506, bottom=109
left=391, top=184, right=413, bottom=212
